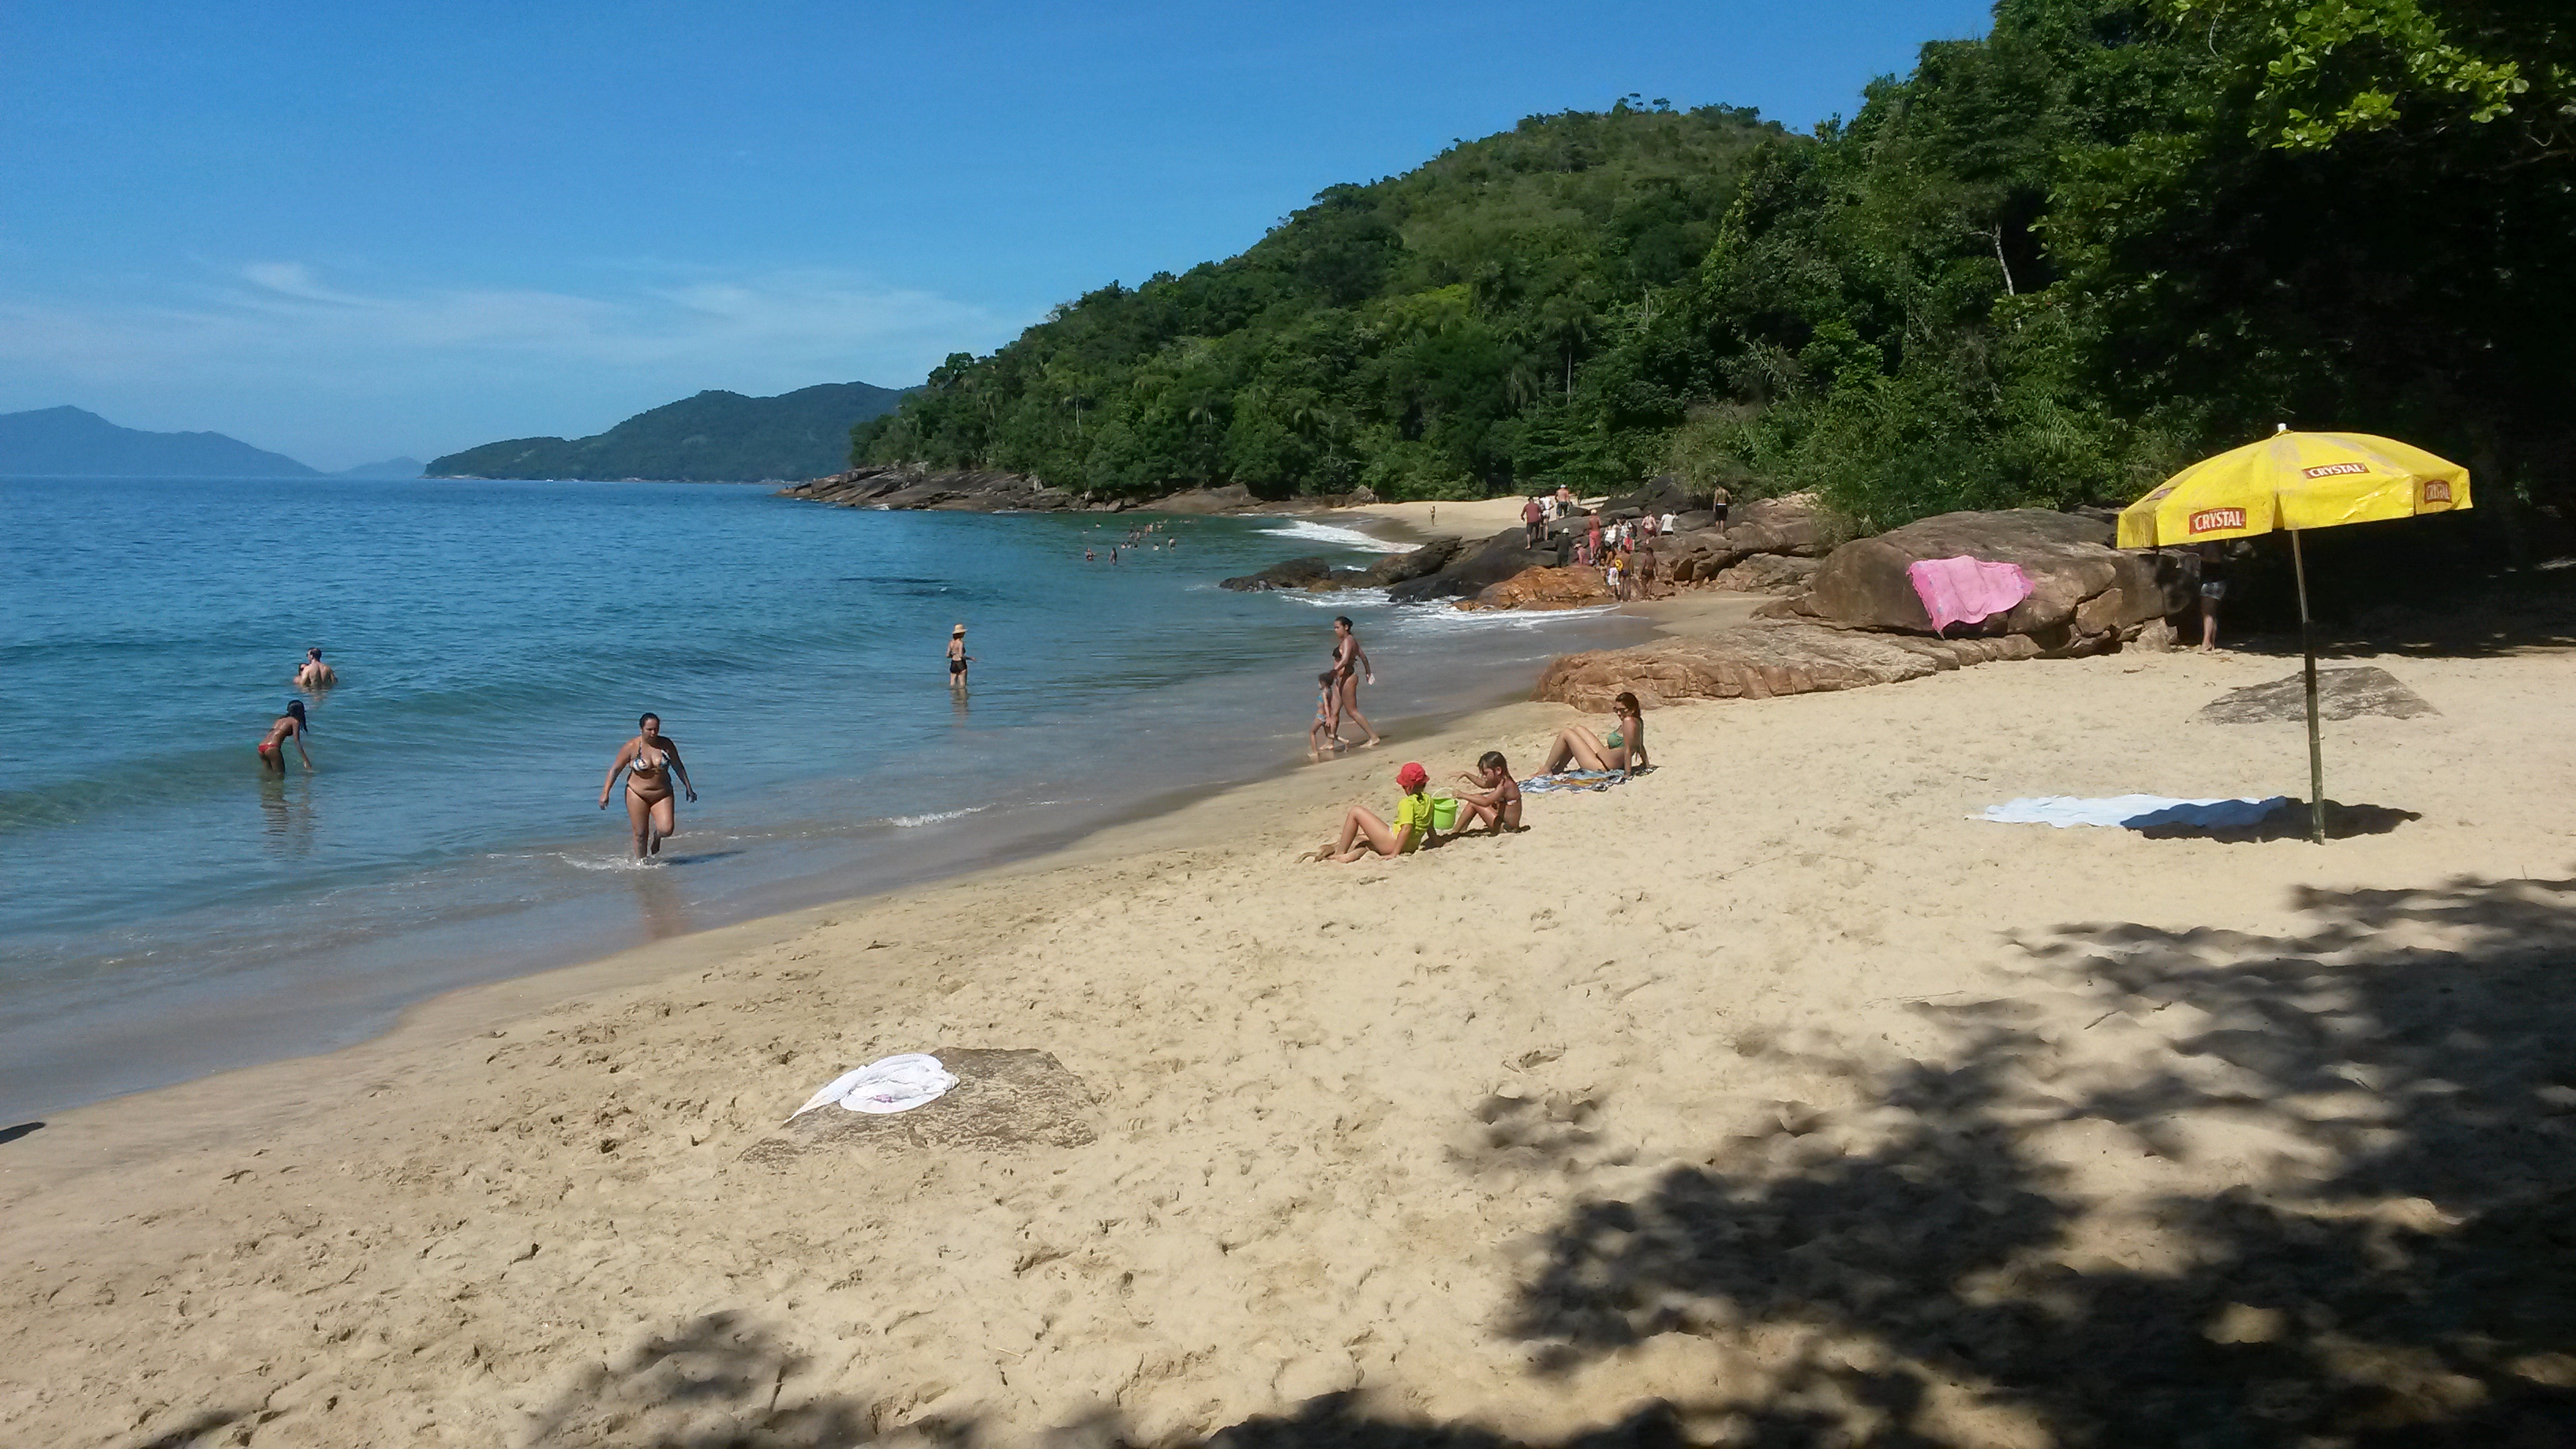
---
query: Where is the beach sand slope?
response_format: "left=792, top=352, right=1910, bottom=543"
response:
left=4, top=641, right=2574, bottom=1447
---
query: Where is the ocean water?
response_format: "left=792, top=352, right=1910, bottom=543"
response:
left=0, top=477, right=1649, bottom=1118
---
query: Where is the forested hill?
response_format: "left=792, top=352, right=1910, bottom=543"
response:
left=858, top=103, right=1784, bottom=502
left=860, top=0, right=2574, bottom=556
left=432, top=381, right=906, bottom=481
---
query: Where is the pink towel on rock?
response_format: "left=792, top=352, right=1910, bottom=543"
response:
left=1907, top=556, right=2033, bottom=634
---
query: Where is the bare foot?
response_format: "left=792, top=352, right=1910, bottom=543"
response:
left=1361, top=736, right=1383, bottom=748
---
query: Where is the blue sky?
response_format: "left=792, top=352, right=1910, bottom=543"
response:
left=0, top=1, right=1994, bottom=469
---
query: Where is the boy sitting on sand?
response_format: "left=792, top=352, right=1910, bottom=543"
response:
left=1446, top=751, right=1522, bottom=834
left=1310, top=761, right=1436, bottom=863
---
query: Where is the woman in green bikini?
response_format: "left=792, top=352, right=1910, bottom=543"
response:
left=1536, top=691, right=1648, bottom=776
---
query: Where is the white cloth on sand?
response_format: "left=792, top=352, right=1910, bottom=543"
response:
left=1977, top=795, right=2294, bottom=829
left=791, top=1053, right=960, bottom=1118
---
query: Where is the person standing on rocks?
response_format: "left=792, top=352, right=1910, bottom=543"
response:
left=1330, top=615, right=1380, bottom=748
left=1522, top=496, right=1546, bottom=549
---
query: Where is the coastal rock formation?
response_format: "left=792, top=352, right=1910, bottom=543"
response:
left=1460, top=565, right=1612, bottom=611
left=1387, top=526, right=1556, bottom=603
left=776, top=466, right=1086, bottom=512
left=1535, top=621, right=2041, bottom=710
left=1220, top=556, right=1340, bottom=591
left=2200, top=666, right=2440, bottom=724
left=1144, top=483, right=1260, bottom=514
left=1721, top=492, right=1833, bottom=557
left=1797, top=508, right=2190, bottom=650
left=1220, top=537, right=1461, bottom=593
left=1709, top=553, right=1822, bottom=593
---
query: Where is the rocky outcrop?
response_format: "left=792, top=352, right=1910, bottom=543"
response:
left=1709, top=553, right=1821, bottom=593
left=2200, top=667, right=2440, bottom=724
left=1722, top=493, right=1833, bottom=557
left=1220, top=537, right=1462, bottom=593
left=1535, top=623, right=2041, bottom=710
left=1387, top=526, right=1557, bottom=603
left=777, top=466, right=1089, bottom=512
left=1460, top=566, right=1612, bottom=611
left=1144, top=483, right=1260, bottom=514
left=1219, top=556, right=1342, bottom=592
left=1795, top=508, right=2191, bottom=652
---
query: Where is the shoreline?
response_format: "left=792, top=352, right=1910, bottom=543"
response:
left=11, top=594, right=2570, bottom=1444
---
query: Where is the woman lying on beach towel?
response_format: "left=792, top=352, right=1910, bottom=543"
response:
left=1537, top=691, right=1648, bottom=777
left=1310, top=761, right=1434, bottom=863
left=1447, top=751, right=1522, bottom=833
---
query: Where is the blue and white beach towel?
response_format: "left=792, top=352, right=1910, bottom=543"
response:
left=1519, top=766, right=1651, bottom=795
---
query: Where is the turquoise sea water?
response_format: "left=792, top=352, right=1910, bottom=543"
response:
left=0, top=477, right=1647, bottom=1117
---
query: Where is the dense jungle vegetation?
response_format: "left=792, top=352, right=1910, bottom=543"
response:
left=859, top=0, right=2572, bottom=546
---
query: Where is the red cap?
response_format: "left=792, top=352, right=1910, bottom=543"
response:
left=1396, top=762, right=1428, bottom=791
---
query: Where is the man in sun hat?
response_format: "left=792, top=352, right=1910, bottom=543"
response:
left=1310, top=760, right=1437, bottom=863
left=946, top=623, right=972, bottom=689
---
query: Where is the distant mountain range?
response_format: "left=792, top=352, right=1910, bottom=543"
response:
left=428, top=381, right=907, bottom=482
left=334, top=456, right=424, bottom=478
left=0, top=406, right=321, bottom=477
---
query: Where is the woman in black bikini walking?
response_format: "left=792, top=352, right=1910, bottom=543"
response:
left=599, top=712, right=696, bottom=859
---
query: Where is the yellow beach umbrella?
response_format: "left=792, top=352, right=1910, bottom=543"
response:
left=2118, top=428, right=2471, bottom=841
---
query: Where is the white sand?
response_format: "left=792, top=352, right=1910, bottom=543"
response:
left=4, top=626, right=2571, bottom=1446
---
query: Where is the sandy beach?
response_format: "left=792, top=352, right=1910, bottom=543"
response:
left=6, top=601, right=2574, bottom=1447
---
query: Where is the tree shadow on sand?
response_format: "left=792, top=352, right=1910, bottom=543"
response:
left=1506, top=874, right=2576, bottom=1447
left=272, top=878, right=2576, bottom=1449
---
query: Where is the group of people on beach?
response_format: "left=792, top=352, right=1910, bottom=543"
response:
left=1522, top=492, right=1679, bottom=601
left=1310, top=690, right=1648, bottom=863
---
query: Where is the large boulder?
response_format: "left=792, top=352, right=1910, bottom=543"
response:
left=1387, top=526, right=1554, bottom=603
left=1535, top=622, right=2040, bottom=710
left=1146, top=483, right=1258, bottom=514
left=1460, top=566, right=1612, bottom=611
left=1709, top=553, right=1822, bottom=593
left=1219, top=556, right=1341, bottom=591
left=1596, top=474, right=1702, bottom=522
left=1356, top=535, right=1462, bottom=587
left=1721, top=492, right=1831, bottom=557
left=1219, top=536, right=1461, bottom=593
left=1801, top=508, right=2191, bottom=649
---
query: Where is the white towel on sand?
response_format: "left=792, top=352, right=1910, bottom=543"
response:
left=791, top=1053, right=960, bottom=1118
left=1977, top=795, right=2293, bottom=829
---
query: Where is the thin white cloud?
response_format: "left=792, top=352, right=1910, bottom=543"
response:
left=0, top=262, right=1011, bottom=465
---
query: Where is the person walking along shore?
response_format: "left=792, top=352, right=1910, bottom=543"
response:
left=1331, top=615, right=1380, bottom=748
left=600, top=712, right=696, bottom=859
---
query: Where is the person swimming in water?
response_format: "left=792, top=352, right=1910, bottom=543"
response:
left=599, top=712, right=697, bottom=859
left=256, top=699, right=313, bottom=773
left=291, top=647, right=336, bottom=691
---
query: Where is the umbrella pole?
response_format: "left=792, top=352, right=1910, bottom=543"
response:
left=2290, top=526, right=2325, bottom=843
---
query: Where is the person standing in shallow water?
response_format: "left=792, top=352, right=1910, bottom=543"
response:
left=1330, top=615, right=1380, bottom=748
left=256, top=700, right=313, bottom=773
left=946, top=623, right=973, bottom=689
left=600, top=712, right=695, bottom=859
left=291, top=647, right=335, bottom=691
